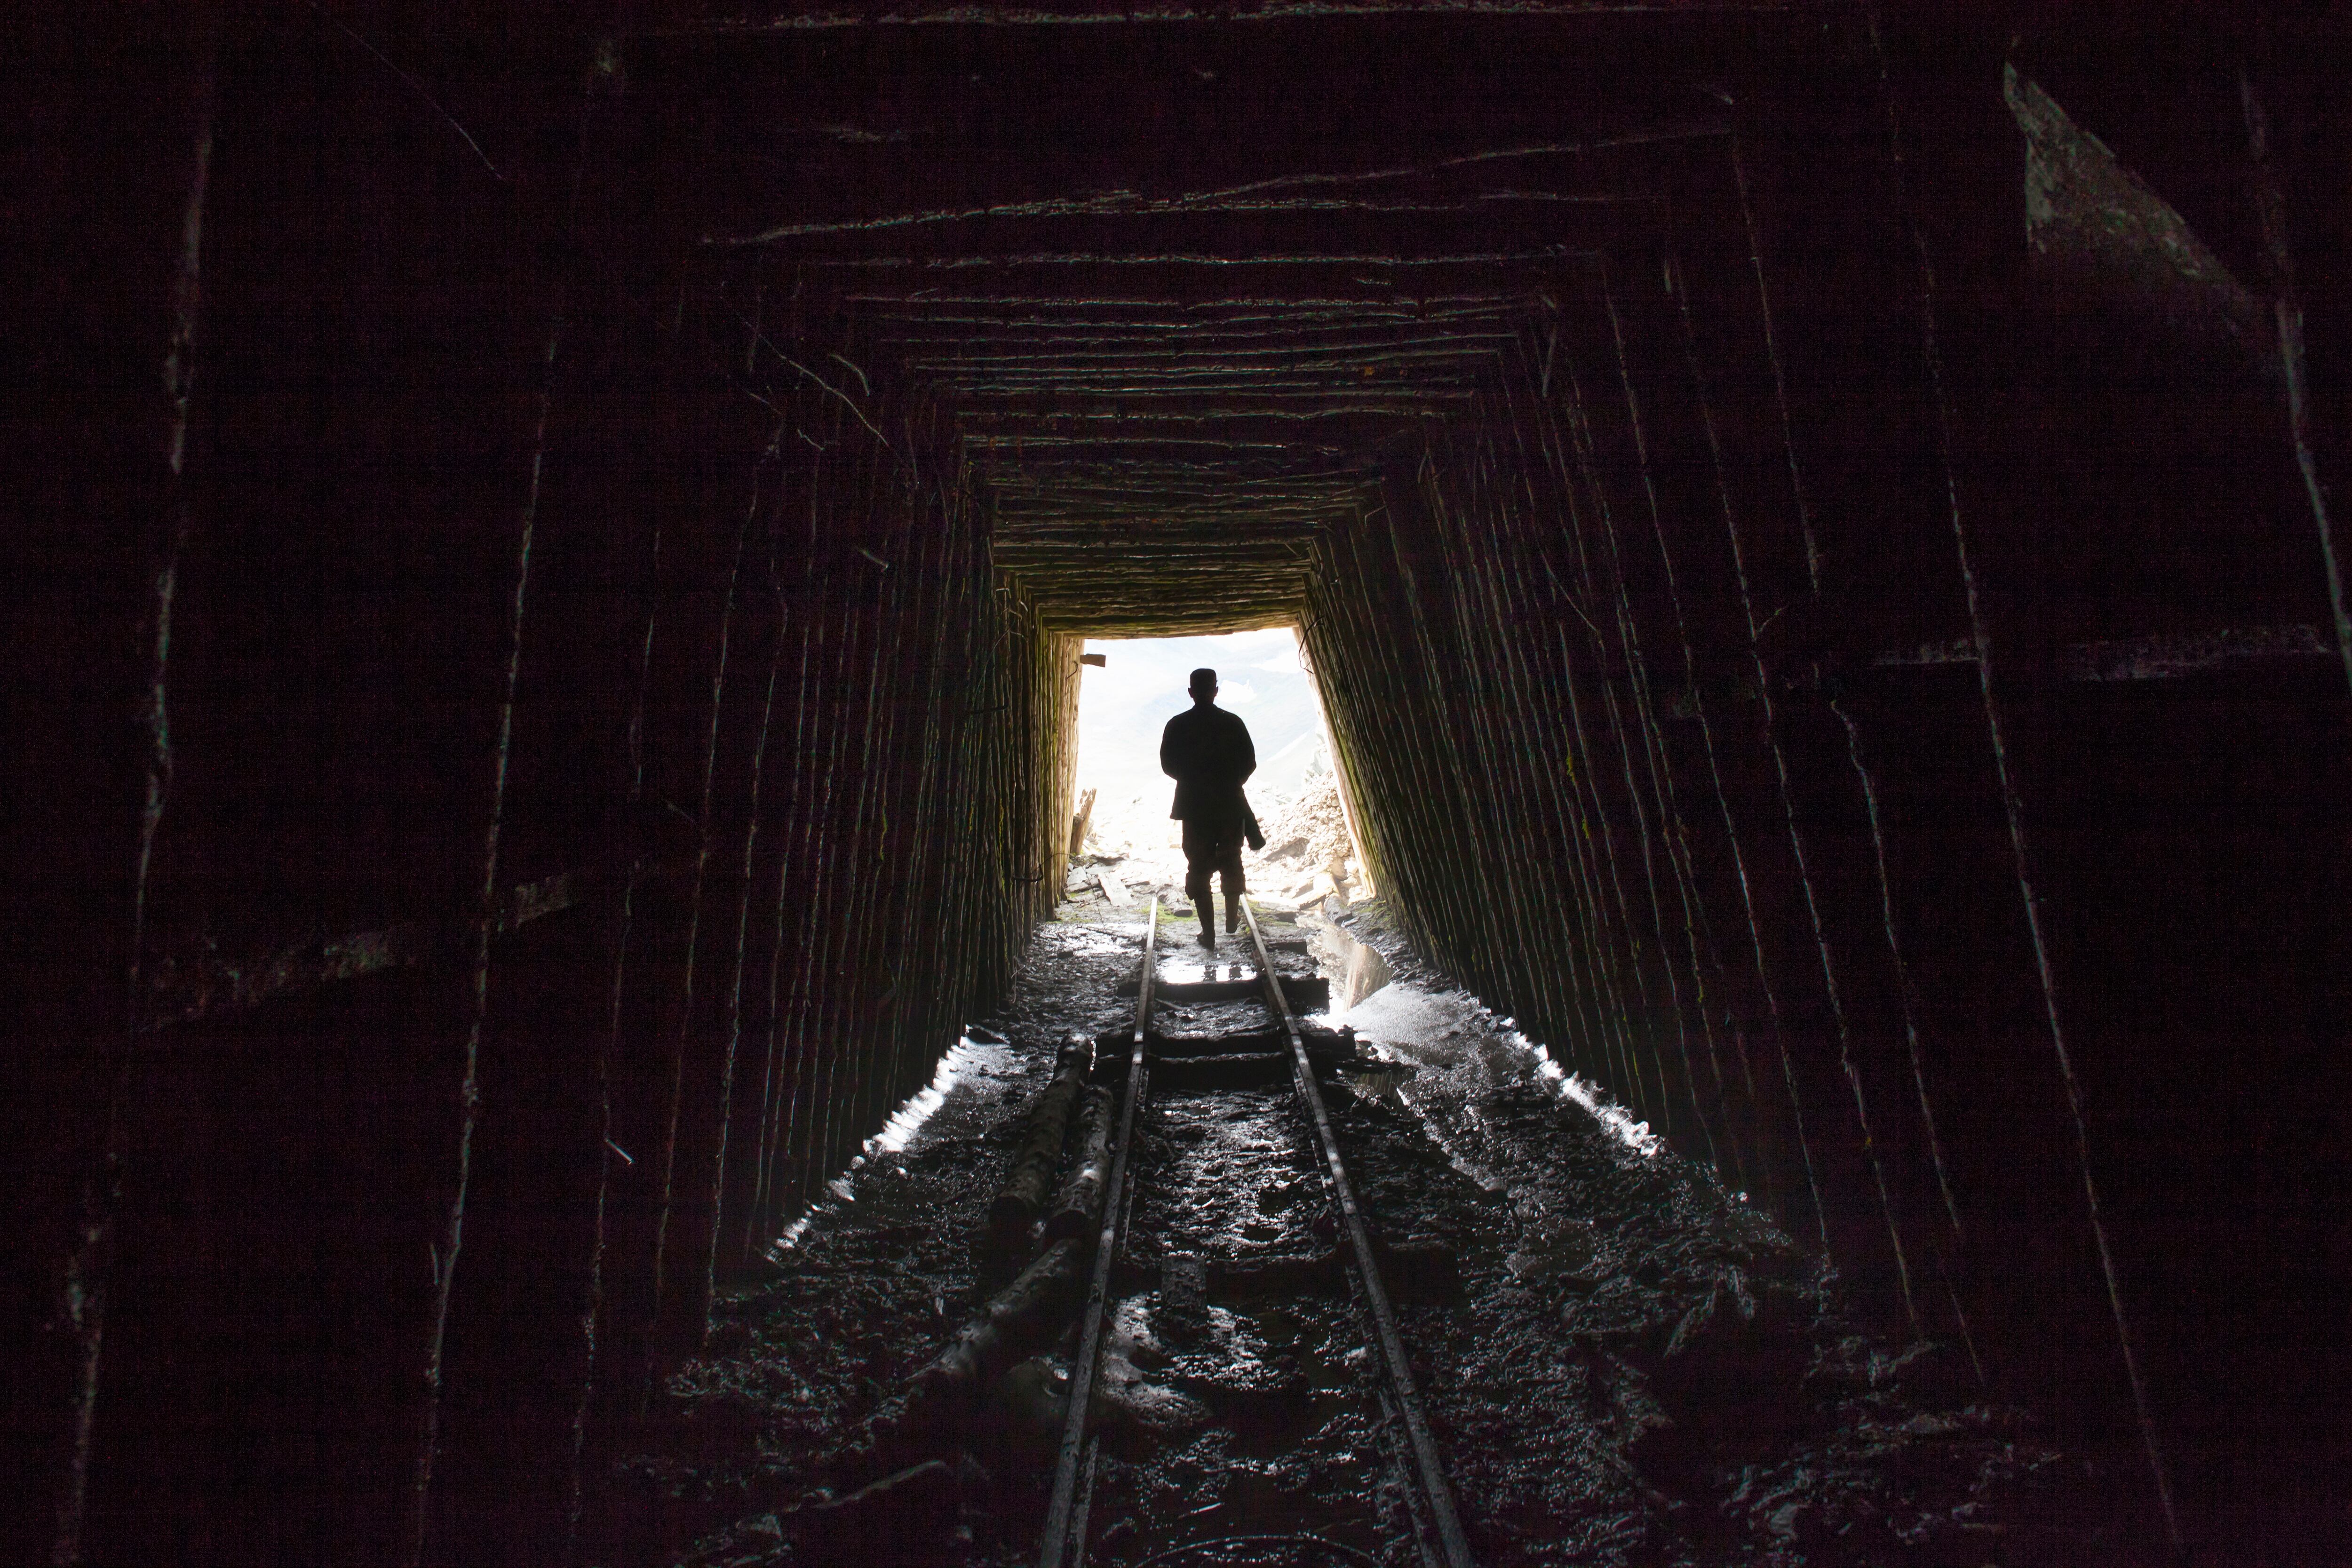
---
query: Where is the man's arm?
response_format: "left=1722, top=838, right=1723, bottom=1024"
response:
left=1160, top=713, right=1184, bottom=780
left=1231, top=713, right=1256, bottom=784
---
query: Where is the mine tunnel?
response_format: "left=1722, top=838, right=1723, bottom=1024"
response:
left=10, top=4, right=2352, bottom=1566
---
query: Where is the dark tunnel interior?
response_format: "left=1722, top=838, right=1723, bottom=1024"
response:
left=8, top=4, right=2352, bottom=1565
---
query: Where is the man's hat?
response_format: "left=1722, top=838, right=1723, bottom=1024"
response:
left=1189, top=668, right=1217, bottom=691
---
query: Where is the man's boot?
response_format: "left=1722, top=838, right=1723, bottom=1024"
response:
left=1189, top=884, right=1216, bottom=949
left=1225, top=892, right=1242, bottom=935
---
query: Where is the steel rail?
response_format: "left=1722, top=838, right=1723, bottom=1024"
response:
left=1040, top=897, right=1158, bottom=1568
left=1241, top=899, right=1476, bottom=1568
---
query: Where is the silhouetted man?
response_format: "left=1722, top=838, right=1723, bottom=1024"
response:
left=1160, top=667, right=1259, bottom=949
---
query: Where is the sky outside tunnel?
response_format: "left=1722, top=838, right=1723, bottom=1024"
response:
left=1073, top=629, right=1330, bottom=861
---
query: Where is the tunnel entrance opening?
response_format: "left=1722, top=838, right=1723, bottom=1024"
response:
left=1070, top=628, right=1366, bottom=916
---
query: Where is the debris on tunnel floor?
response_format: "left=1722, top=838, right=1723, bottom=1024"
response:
left=590, top=909, right=2137, bottom=1568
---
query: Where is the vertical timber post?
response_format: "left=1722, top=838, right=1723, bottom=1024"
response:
left=405, top=52, right=606, bottom=1563
left=47, top=32, right=218, bottom=1568
left=1863, top=7, right=2182, bottom=1552
left=2241, top=39, right=2352, bottom=700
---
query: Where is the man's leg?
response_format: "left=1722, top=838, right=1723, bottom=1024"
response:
left=1180, top=819, right=1217, bottom=949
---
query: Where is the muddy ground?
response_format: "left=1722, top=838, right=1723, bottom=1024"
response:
left=586, top=892, right=2142, bottom=1568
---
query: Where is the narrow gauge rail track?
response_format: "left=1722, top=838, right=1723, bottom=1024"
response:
left=1038, top=897, right=1474, bottom=1568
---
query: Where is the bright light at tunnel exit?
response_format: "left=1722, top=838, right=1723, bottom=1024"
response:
left=1073, top=626, right=1334, bottom=863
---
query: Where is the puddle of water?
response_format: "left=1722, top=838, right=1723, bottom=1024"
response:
left=1296, top=918, right=1664, bottom=1179
left=1329, top=980, right=1454, bottom=1046
left=1155, top=958, right=1263, bottom=987
left=1306, top=918, right=1392, bottom=1018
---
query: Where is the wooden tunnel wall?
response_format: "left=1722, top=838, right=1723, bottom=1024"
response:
left=5, top=6, right=2350, bottom=1567
left=5, top=21, right=1081, bottom=1567
left=1293, top=20, right=2352, bottom=1564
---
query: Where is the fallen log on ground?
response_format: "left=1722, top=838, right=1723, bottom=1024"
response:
left=985, top=1046, right=1087, bottom=1253
left=904, top=1237, right=1088, bottom=1431
left=1042, top=1084, right=1114, bottom=1242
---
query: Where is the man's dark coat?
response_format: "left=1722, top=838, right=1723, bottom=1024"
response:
left=1160, top=703, right=1263, bottom=848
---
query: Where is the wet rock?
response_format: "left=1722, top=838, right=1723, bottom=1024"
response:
left=1589, top=1350, right=1690, bottom=1472
left=1805, top=1335, right=1977, bottom=1402
left=1652, top=1270, right=1811, bottom=1406
left=903, top=1239, right=1085, bottom=1433
left=1093, top=1361, right=1213, bottom=1457
left=1714, top=1206, right=1807, bottom=1275
left=652, top=1387, right=769, bottom=1465
left=1565, top=1272, right=1661, bottom=1338
left=991, top=1356, right=1070, bottom=1462
left=1505, top=1218, right=1598, bottom=1282
left=1588, top=1269, right=1816, bottom=1478
left=1297, top=1020, right=1360, bottom=1064
left=1763, top=1493, right=1828, bottom=1551
left=1159, top=1254, right=1209, bottom=1344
